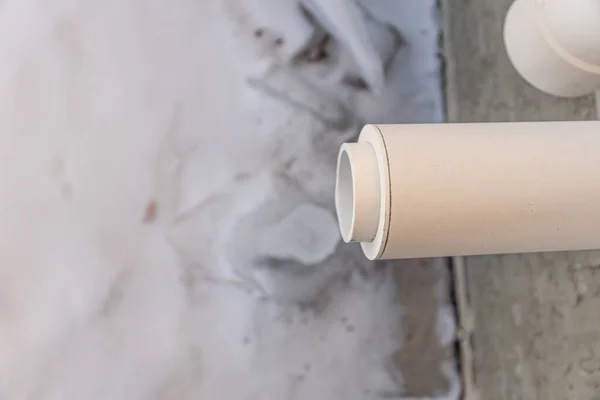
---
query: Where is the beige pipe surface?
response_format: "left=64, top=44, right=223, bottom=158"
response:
left=335, top=122, right=600, bottom=260
left=504, top=0, right=600, bottom=97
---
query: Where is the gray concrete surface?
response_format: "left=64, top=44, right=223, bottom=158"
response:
left=392, top=258, right=457, bottom=398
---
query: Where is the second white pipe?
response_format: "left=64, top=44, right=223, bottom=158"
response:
left=335, top=122, right=600, bottom=260
left=504, top=0, right=600, bottom=97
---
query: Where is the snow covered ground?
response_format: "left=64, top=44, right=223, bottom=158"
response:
left=0, top=0, right=457, bottom=399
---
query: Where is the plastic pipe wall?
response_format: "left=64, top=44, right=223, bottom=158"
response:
left=335, top=123, right=600, bottom=260
left=504, top=0, right=600, bottom=97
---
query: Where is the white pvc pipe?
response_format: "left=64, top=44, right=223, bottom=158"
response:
left=504, top=0, right=600, bottom=97
left=335, top=123, right=600, bottom=260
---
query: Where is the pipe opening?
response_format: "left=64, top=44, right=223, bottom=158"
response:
left=336, top=148, right=355, bottom=242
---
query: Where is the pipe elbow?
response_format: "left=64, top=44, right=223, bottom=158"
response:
left=504, top=0, right=600, bottom=97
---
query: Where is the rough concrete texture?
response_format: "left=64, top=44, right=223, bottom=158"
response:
left=393, top=258, right=458, bottom=398
left=0, top=0, right=457, bottom=399
left=466, top=253, right=600, bottom=399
